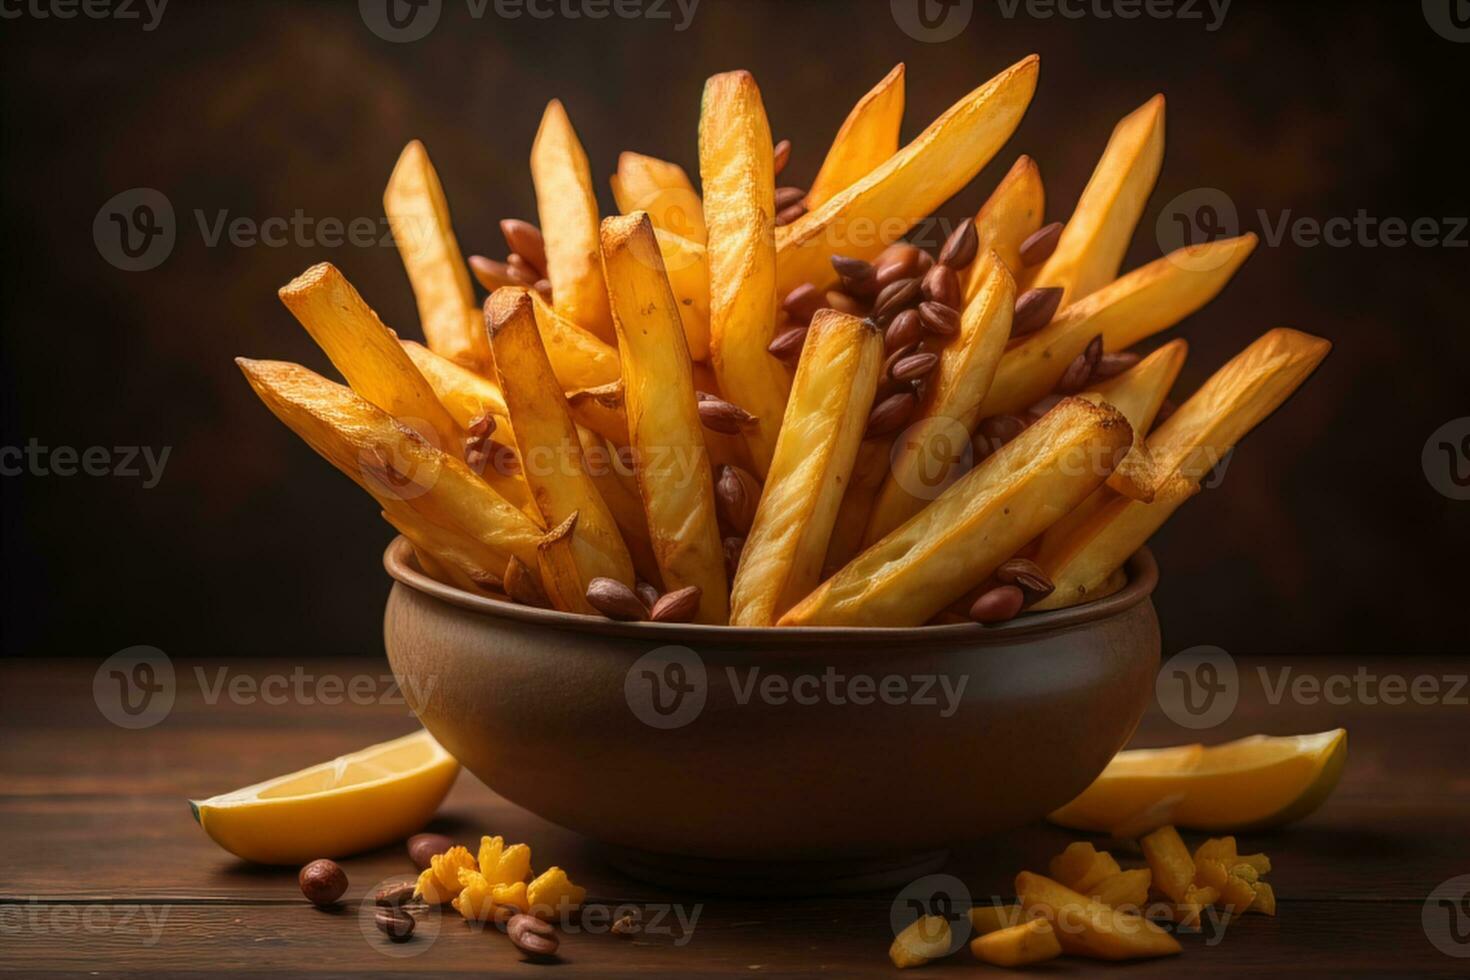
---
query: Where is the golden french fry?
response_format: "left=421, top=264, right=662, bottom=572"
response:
left=781, top=398, right=1132, bottom=627
left=535, top=511, right=589, bottom=613
left=278, top=262, right=462, bottom=453
left=383, top=141, right=489, bottom=371
left=730, top=310, right=883, bottom=625
left=966, top=155, right=1045, bottom=300
left=699, top=70, right=791, bottom=476
left=978, top=234, right=1258, bottom=419
left=565, top=381, right=629, bottom=447
left=1027, top=95, right=1165, bottom=304
left=805, top=63, right=906, bottom=211
left=532, top=99, right=615, bottom=345
left=1034, top=328, right=1331, bottom=610
left=611, top=151, right=706, bottom=244
left=400, top=339, right=509, bottom=433
left=654, top=229, right=712, bottom=361
left=823, top=439, right=891, bottom=574
left=236, top=359, right=543, bottom=571
left=575, top=425, right=661, bottom=587
left=776, top=55, right=1039, bottom=296
left=487, top=287, right=635, bottom=612
left=530, top=291, right=620, bottom=390
left=600, top=212, right=728, bottom=623
left=865, top=252, right=1015, bottom=545
left=1088, top=338, right=1189, bottom=500
left=380, top=503, right=504, bottom=595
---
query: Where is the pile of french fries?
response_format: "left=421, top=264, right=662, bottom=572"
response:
left=238, top=55, right=1330, bottom=628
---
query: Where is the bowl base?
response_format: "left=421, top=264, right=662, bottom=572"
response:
left=599, top=844, right=951, bottom=897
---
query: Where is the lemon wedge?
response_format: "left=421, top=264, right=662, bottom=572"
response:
left=190, top=729, right=460, bottom=865
left=1049, top=729, right=1346, bottom=836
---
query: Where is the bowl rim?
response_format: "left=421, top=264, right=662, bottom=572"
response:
left=383, top=537, right=1158, bottom=646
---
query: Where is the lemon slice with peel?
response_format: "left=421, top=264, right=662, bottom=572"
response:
left=1049, top=729, right=1347, bottom=836
left=190, top=729, right=460, bottom=865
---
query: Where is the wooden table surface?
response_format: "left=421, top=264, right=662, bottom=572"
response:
left=2, top=655, right=1467, bottom=977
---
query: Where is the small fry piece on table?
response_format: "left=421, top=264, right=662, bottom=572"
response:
left=781, top=397, right=1132, bottom=628
left=532, top=99, right=615, bottom=344
left=978, top=233, right=1258, bottom=419
left=611, top=151, right=706, bottom=244
left=969, top=918, right=1062, bottom=968
left=1091, top=868, right=1152, bottom=910
left=487, top=288, right=635, bottom=611
left=1015, top=871, right=1181, bottom=961
left=531, top=287, right=621, bottom=390
left=965, top=154, right=1045, bottom=298
left=1026, top=94, right=1166, bottom=304
left=600, top=211, right=729, bottom=623
left=383, top=140, right=489, bottom=371
left=699, top=69, right=791, bottom=476
left=730, top=310, right=883, bottom=625
left=776, top=54, right=1039, bottom=296
left=804, top=63, right=906, bottom=211
left=888, top=915, right=950, bottom=969
left=969, top=903, right=1027, bottom=935
left=1033, top=328, right=1331, bottom=610
left=235, top=359, right=543, bottom=574
left=1140, top=824, right=1195, bottom=902
left=1048, top=841, right=1122, bottom=894
left=864, top=251, right=1014, bottom=545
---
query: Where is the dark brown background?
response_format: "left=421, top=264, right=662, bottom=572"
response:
left=1, top=0, right=1465, bottom=659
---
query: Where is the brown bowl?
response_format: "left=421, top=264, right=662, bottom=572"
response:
left=382, top=537, right=1160, bottom=894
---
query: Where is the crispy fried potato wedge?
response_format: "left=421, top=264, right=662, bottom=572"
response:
left=380, top=503, right=505, bottom=595
left=700, top=70, right=791, bottom=476
left=565, top=381, right=630, bottom=447
left=979, top=234, right=1257, bottom=419
left=865, top=252, right=1015, bottom=545
left=823, top=439, right=892, bottom=574
left=530, top=291, right=620, bottom=390
left=532, top=99, right=615, bottom=345
left=1087, top=338, right=1188, bottom=501
left=278, top=262, right=462, bottom=453
left=611, top=151, right=707, bottom=244
left=1015, top=872, right=1181, bottom=960
left=487, top=288, right=635, bottom=610
left=730, top=311, right=883, bottom=625
left=600, top=212, right=728, bottom=623
left=805, top=63, right=905, bottom=211
left=236, top=359, right=543, bottom=571
left=655, top=228, right=712, bottom=361
left=775, top=55, right=1039, bottom=296
left=383, top=141, right=490, bottom=371
left=1034, top=328, right=1331, bottom=609
left=781, top=398, right=1132, bottom=627
left=535, top=511, right=590, bottom=613
left=1027, top=95, right=1165, bottom=304
left=575, top=425, right=661, bottom=587
left=966, top=155, right=1045, bottom=299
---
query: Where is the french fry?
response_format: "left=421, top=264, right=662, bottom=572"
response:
left=535, top=511, right=589, bottom=613
left=380, top=503, right=505, bottom=595
left=383, top=141, right=489, bottom=371
left=1087, top=337, right=1189, bottom=501
left=565, top=381, right=630, bottom=447
left=611, top=151, right=706, bottom=244
left=864, top=252, right=1015, bottom=545
left=575, top=425, right=661, bottom=587
left=530, top=291, right=621, bottom=390
left=600, top=212, right=728, bottom=623
left=804, top=63, right=905, bottom=211
left=1033, top=328, right=1331, bottom=610
left=699, top=70, right=791, bottom=476
left=730, top=310, right=883, bottom=625
left=822, top=440, right=891, bottom=574
left=978, top=233, right=1258, bottom=419
left=1026, top=95, right=1165, bottom=304
left=236, top=358, right=543, bottom=572
left=655, top=228, right=712, bottom=361
left=775, top=55, right=1039, bottom=296
left=965, top=155, right=1045, bottom=299
left=486, top=288, right=635, bottom=612
left=277, top=262, right=463, bottom=454
left=780, top=397, right=1132, bottom=627
left=532, top=99, right=615, bottom=345
left=1015, top=872, right=1181, bottom=960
